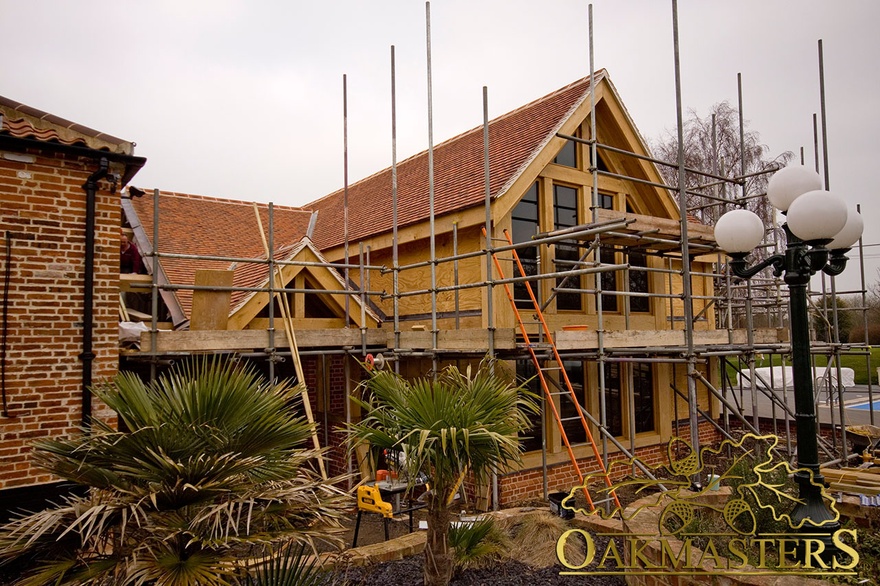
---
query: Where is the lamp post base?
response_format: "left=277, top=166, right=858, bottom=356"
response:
left=790, top=471, right=841, bottom=566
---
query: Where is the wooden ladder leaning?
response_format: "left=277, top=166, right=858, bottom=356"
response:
left=486, top=227, right=619, bottom=512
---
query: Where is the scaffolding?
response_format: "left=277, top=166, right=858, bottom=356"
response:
left=120, top=1, right=876, bottom=508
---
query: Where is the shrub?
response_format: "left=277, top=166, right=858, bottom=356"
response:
left=0, top=357, right=351, bottom=586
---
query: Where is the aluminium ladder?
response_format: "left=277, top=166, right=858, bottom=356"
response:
left=487, top=227, right=619, bottom=511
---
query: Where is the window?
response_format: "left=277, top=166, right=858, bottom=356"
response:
left=628, top=251, right=650, bottom=313
left=511, top=183, right=540, bottom=309
left=602, top=362, right=623, bottom=437
left=632, top=363, right=655, bottom=433
left=560, top=360, right=586, bottom=444
left=593, top=150, right=610, bottom=172
left=520, top=360, right=656, bottom=454
left=554, top=139, right=577, bottom=168
left=517, top=360, right=543, bottom=452
left=553, top=185, right=582, bottom=310
left=599, top=193, right=614, bottom=210
left=597, top=245, right=618, bottom=312
left=601, top=361, right=655, bottom=438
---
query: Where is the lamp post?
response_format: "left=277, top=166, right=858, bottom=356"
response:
left=714, top=165, right=863, bottom=550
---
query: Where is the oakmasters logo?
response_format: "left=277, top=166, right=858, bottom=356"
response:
left=555, top=433, right=859, bottom=579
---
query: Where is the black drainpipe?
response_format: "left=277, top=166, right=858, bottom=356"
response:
left=80, top=157, right=109, bottom=429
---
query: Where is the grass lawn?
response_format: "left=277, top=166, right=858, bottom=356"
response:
left=723, top=346, right=880, bottom=385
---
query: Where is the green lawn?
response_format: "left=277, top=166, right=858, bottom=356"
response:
left=723, top=346, right=880, bottom=385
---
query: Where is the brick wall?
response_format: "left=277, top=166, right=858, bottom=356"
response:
left=0, top=148, right=120, bottom=491
left=498, top=419, right=722, bottom=507
left=302, top=354, right=364, bottom=479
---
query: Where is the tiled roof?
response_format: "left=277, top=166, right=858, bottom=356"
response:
left=0, top=95, right=134, bottom=155
left=304, top=72, right=606, bottom=250
left=128, top=191, right=315, bottom=317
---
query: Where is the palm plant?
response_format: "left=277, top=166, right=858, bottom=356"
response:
left=448, top=517, right=509, bottom=573
left=243, top=542, right=329, bottom=586
left=0, top=357, right=350, bottom=586
left=346, top=360, right=538, bottom=586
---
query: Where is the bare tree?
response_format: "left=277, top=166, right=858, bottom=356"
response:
left=653, top=102, right=794, bottom=329
left=653, top=101, right=792, bottom=227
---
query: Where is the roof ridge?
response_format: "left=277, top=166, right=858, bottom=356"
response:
left=141, top=189, right=312, bottom=213
left=494, top=73, right=603, bottom=199
left=304, top=71, right=605, bottom=209
left=0, top=94, right=131, bottom=150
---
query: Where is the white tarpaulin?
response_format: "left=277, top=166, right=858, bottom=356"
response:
left=119, top=321, right=149, bottom=344
left=736, top=366, right=855, bottom=389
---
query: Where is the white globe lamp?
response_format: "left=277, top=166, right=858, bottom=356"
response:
left=714, top=209, right=765, bottom=254
left=827, top=207, right=864, bottom=251
left=785, top=190, right=847, bottom=243
left=767, top=165, right=823, bottom=212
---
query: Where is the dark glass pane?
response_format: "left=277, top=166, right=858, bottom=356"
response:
left=560, top=361, right=586, bottom=444
left=517, top=360, right=543, bottom=452
left=602, top=362, right=623, bottom=437
left=628, top=251, right=650, bottom=313
left=598, top=245, right=618, bottom=312
left=633, top=363, right=655, bottom=433
left=554, top=185, right=581, bottom=310
left=600, top=193, right=614, bottom=210
left=555, top=140, right=577, bottom=168
left=512, top=183, right=540, bottom=309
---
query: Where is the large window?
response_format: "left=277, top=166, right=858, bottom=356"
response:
left=596, top=247, right=651, bottom=314
left=553, top=185, right=582, bottom=310
left=517, top=360, right=543, bottom=452
left=628, top=251, right=650, bottom=313
left=601, top=361, right=655, bottom=437
left=520, top=360, right=656, bottom=454
left=598, top=245, right=618, bottom=312
left=602, top=362, right=623, bottom=437
left=632, top=362, right=655, bottom=433
left=511, top=183, right=540, bottom=309
left=554, top=139, right=577, bottom=168
left=560, top=360, right=586, bottom=444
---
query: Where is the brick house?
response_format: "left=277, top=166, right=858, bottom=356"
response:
left=0, top=97, right=144, bottom=515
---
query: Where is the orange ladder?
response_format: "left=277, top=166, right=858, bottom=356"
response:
left=486, top=228, right=619, bottom=512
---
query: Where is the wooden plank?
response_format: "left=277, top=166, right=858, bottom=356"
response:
left=821, top=468, right=880, bottom=486
left=139, top=328, right=387, bottom=352
left=594, top=208, right=716, bottom=243
left=397, top=328, right=517, bottom=352
left=190, top=270, right=234, bottom=331
left=246, top=318, right=347, bottom=330
left=840, top=466, right=880, bottom=475
left=119, top=273, right=152, bottom=293
left=555, top=328, right=782, bottom=350
left=828, top=482, right=880, bottom=496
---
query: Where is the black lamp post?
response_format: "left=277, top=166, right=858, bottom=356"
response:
left=714, top=165, right=863, bottom=549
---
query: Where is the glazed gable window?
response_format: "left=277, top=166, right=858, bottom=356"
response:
left=511, top=182, right=540, bottom=309
left=553, top=184, right=582, bottom=311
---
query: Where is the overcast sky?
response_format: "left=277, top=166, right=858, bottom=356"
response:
left=2, top=0, right=878, bottom=291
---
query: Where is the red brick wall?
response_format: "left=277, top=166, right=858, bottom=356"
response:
left=498, top=419, right=722, bottom=506
left=302, top=354, right=365, bottom=479
left=0, top=148, right=120, bottom=490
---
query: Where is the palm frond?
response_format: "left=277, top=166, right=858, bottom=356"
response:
left=0, top=356, right=353, bottom=586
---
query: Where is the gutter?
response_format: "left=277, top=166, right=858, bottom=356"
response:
left=0, top=135, right=146, bottom=185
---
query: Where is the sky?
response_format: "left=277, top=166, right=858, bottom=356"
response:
left=2, top=0, right=878, bottom=291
